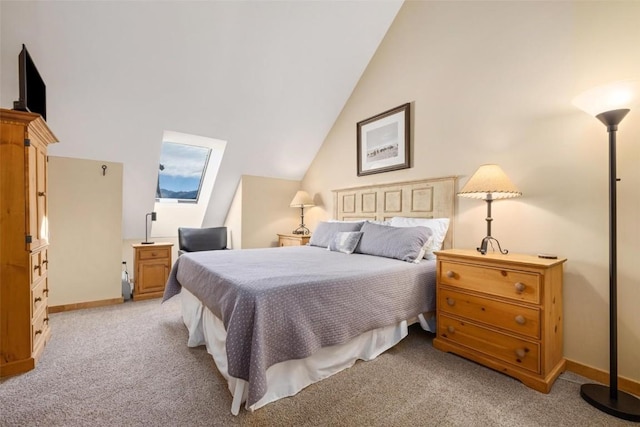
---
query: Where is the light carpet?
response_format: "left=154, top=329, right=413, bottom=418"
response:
left=0, top=295, right=635, bottom=426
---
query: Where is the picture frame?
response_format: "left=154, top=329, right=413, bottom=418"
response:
left=357, top=103, right=410, bottom=176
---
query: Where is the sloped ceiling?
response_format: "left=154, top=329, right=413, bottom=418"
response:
left=0, top=0, right=402, bottom=238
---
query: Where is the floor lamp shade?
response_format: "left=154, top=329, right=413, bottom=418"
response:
left=458, top=164, right=521, bottom=255
left=573, top=79, right=640, bottom=422
left=290, top=190, right=314, bottom=235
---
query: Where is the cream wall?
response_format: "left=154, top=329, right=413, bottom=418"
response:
left=224, top=175, right=303, bottom=249
left=48, top=157, right=123, bottom=306
left=302, top=1, right=640, bottom=383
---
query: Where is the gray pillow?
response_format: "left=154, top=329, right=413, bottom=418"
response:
left=356, top=221, right=432, bottom=263
left=309, top=221, right=364, bottom=248
left=328, top=231, right=363, bottom=254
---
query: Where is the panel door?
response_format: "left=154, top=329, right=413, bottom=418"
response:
left=26, top=140, right=48, bottom=250
left=137, top=260, right=169, bottom=294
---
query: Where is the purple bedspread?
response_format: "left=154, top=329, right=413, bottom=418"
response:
left=163, top=245, right=436, bottom=407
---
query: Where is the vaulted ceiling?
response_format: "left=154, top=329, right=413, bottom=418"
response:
left=0, top=1, right=403, bottom=238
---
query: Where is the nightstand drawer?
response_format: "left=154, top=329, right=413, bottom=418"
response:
left=438, top=288, right=540, bottom=339
left=137, top=247, right=170, bottom=260
left=277, top=234, right=311, bottom=247
left=438, top=314, right=540, bottom=374
left=439, top=261, right=540, bottom=304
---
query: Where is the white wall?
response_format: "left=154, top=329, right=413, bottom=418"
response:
left=303, top=1, right=640, bottom=383
left=0, top=1, right=401, bottom=240
left=224, top=180, right=243, bottom=250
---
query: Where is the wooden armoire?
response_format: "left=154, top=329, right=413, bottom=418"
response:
left=1, top=108, right=58, bottom=377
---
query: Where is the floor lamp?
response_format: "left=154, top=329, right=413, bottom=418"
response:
left=573, top=80, right=640, bottom=422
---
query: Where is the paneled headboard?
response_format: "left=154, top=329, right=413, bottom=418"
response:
left=332, top=176, right=457, bottom=250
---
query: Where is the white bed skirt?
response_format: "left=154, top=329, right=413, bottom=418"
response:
left=180, top=288, right=434, bottom=413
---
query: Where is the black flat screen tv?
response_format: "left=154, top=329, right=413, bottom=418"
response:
left=13, top=44, right=46, bottom=121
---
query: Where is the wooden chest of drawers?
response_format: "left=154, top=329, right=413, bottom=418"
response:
left=1, top=110, right=57, bottom=377
left=433, top=249, right=566, bottom=393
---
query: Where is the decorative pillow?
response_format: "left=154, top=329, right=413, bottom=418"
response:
left=389, top=217, right=450, bottom=260
left=355, top=221, right=433, bottom=263
left=309, top=221, right=365, bottom=248
left=327, top=231, right=363, bottom=254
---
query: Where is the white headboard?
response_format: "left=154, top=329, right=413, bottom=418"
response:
left=332, top=176, right=457, bottom=249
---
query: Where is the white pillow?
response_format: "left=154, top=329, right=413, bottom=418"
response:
left=389, top=217, right=450, bottom=260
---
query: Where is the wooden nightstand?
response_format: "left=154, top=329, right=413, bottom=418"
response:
left=433, top=249, right=567, bottom=393
left=132, top=243, right=173, bottom=300
left=277, top=233, right=311, bottom=247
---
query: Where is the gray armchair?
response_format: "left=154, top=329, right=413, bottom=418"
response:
left=178, top=226, right=228, bottom=256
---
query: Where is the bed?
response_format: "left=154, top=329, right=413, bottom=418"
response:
left=163, top=176, right=457, bottom=414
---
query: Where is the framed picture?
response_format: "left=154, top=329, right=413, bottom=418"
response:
left=357, top=103, right=410, bottom=176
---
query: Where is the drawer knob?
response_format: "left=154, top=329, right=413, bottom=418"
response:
left=446, top=297, right=455, bottom=306
left=515, top=315, right=526, bottom=325
left=35, top=329, right=42, bottom=336
left=38, top=191, right=46, bottom=197
left=44, top=317, right=50, bottom=324
left=447, top=325, right=455, bottom=334
left=151, top=252, right=157, bottom=256
left=445, top=270, right=455, bottom=279
left=514, top=282, right=526, bottom=293
left=515, top=348, right=527, bottom=358
left=43, top=288, right=49, bottom=295
left=34, top=264, right=41, bottom=272
left=34, top=297, right=42, bottom=303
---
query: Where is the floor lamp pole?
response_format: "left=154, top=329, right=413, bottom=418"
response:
left=607, top=117, right=619, bottom=399
left=579, top=108, right=640, bottom=422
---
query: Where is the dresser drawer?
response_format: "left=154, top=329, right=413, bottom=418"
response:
left=31, top=276, right=48, bottom=317
left=438, top=288, right=540, bottom=339
left=439, top=261, right=540, bottom=304
left=137, top=247, right=170, bottom=261
left=30, top=249, right=48, bottom=283
left=438, top=314, right=540, bottom=374
left=32, top=308, right=49, bottom=352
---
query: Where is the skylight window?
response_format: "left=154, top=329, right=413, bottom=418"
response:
left=156, top=142, right=211, bottom=203
left=150, top=130, right=226, bottom=238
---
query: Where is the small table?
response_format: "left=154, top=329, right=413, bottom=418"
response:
left=277, top=233, right=311, bottom=247
left=131, top=242, right=173, bottom=300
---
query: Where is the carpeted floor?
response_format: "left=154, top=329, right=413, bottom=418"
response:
left=0, top=295, right=636, bottom=426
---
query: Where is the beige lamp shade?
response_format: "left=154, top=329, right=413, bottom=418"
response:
left=458, top=164, right=522, bottom=200
left=572, top=79, right=640, bottom=117
left=290, top=190, right=314, bottom=207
